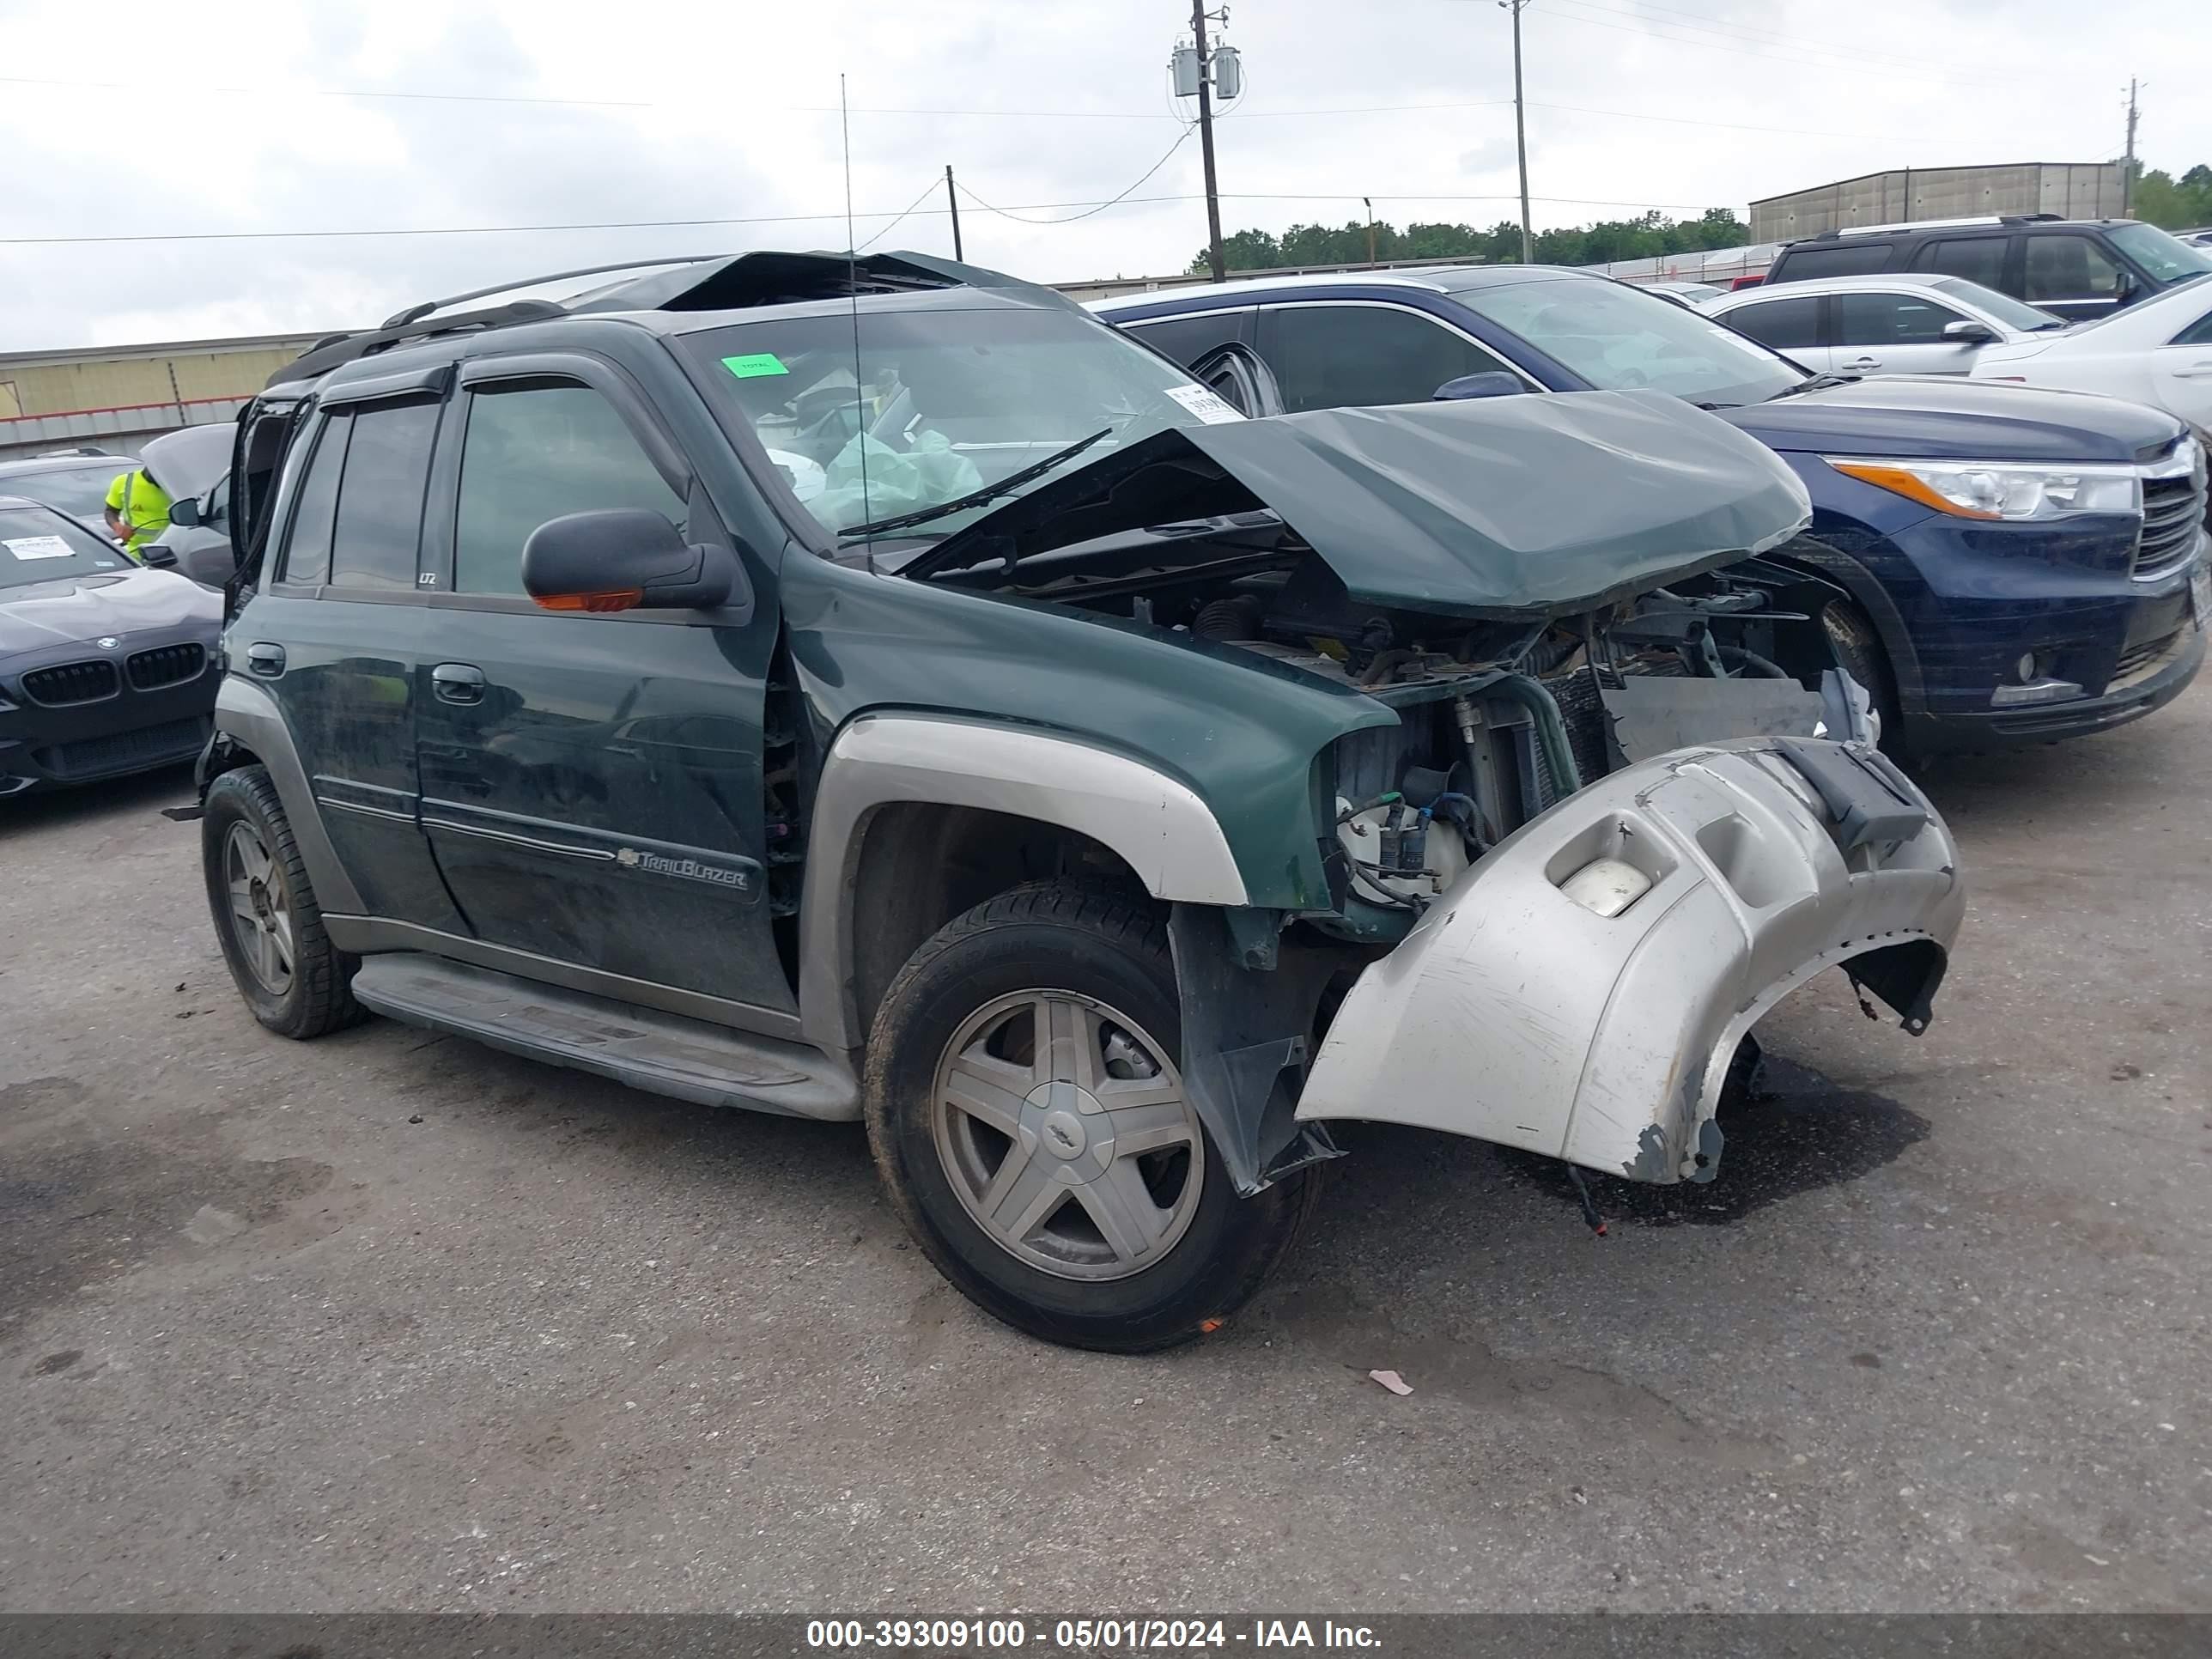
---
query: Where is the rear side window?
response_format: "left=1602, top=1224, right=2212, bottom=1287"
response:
left=1259, top=303, right=1517, bottom=412
left=453, top=381, right=684, bottom=597
left=1775, top=243, right=1893, bottom=280
left=1123, top=309, right=1249, bottom=368
left=1920, top=235, right=2008, bottom=288
left=1724, top=295, right=1822, bottom=349
left=2025, top=236, right=2124, bottom=303
left=1835, top=292, right=1967, bottom=346
left=277, top=411, right=349, bottom=586
left=329, top=398, right=440, bottom=590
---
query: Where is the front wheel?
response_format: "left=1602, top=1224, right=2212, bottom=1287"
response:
left=863, top=883, right=1317, bottom=1352
left=201, top=764, right=362, bottom=1039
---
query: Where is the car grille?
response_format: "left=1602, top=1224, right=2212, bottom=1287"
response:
left=34, top=715, right=210, bottom=781
left=20, top=659, right=120, bottom=706
left=2112, top=629, right=2183, bottom=689
left=125, top=641, right=207, bottom=690
left=2136, top=465, right=2206, bottom=580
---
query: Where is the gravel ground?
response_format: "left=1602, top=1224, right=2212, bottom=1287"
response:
left=2, top=684, right=2208, bottom=1613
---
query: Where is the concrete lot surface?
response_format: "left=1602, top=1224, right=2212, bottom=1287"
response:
left=3, top=687, right=2208, bottom=1613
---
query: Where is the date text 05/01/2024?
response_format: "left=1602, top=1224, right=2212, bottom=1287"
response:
left=805, top=1618, right=1382, bottom=1650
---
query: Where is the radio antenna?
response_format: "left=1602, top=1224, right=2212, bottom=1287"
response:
left=841, top=73, right=873, bottom=569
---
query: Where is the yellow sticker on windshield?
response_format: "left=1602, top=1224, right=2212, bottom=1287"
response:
left=723, top=353, right=790, bottom=379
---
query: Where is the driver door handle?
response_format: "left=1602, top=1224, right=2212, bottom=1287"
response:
left=245, top=642, right=285, bottom=678
left=431, top=662, right=486, bottom=705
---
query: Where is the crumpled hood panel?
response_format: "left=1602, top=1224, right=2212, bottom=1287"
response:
left=0, top=568, right=222, bottom=661
left=909, top=389, right=1814, bottom=620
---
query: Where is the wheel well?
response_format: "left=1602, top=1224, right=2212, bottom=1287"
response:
left=197, top=731, right=263, bottom=795
left=847, top=804, right=1152, bottom=1041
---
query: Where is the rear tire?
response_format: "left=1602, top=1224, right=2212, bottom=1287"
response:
left=201, top=764, right=362, bottom=1039
left=863, top=882, right=1317, bottom=1352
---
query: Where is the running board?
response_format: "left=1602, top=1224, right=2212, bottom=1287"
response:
left=349, top=955, right=860, bottom=1121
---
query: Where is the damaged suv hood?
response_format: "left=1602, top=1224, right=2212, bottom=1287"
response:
left=903, top=389, right=1813, bottom=619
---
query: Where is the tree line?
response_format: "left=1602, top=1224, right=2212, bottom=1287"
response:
left=1193, top=207, right=1751, bottom=274
left=2131, top=163, right=2212, bottom=232
left=1194, top=165, right=2212, bottom=276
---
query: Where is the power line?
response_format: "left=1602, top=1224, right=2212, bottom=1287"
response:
left=0, top=73, right=1178, bottom=119
left=955, top=129, right=1194, bottom=226
left=852, top=175, right=945, bottom=252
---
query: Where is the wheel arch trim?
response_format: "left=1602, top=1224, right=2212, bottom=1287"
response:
left=206, top=674, right=366, bottom=915
left=798, top=714, right=1249, bottom=1052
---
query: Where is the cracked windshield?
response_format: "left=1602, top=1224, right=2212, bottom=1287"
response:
left=684, top=303, right=1239, bottom=542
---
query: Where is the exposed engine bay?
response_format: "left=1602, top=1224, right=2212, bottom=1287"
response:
left=933, top=514, right=1857, bottom=927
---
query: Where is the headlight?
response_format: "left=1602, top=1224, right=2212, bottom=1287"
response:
left=1826, top=457, right=2140, bottom=522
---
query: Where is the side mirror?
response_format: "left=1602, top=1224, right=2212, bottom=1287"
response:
left=520, top=509, right=748, bottom=613
left=179, top=543, right=242, bottom=588
left=1942, top=319, right=1999, bottom=344
left=1433, top=372, right=1525, bottom=401
left=139, top=544, right=178, bottom=569
left=167, top=495, right=204, bottom=529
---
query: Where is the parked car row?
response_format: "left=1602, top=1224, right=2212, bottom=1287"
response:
left=1096, top=262, right=2207, bottom=759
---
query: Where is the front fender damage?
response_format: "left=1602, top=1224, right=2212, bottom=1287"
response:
left=1294, top=738, right=1963, bottom=1184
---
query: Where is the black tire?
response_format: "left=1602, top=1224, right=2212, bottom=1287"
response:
left=863, top=882, right=1319, bottom=1353
left=1821, top=599, right=1905, bottom=758
left=201, top=764, right=362, bottom=1039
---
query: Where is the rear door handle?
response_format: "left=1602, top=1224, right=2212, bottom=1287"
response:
left=431, top=662, right=487, bottom=705
left=245, top=642, right=285, bottom=678
left=2171, top=361, right=2212, bottom=379
left=1847, top=356, right=1882, bottom=369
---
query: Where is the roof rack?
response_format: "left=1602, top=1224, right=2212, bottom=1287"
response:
left=1796, top=212, right=2064, bottom=243
left=269, top=249, right=1036, bottom=391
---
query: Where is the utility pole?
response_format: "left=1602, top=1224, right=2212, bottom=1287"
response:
left=1501, top=0, right=1533, bottom=263
left=2121, top=79, right=2140, bottom=215
left=945, top=164, right=963, bottom=261
left=1363, top=197, right=1377, bottom=265
left=1192, top=2, right=1227, bottom=283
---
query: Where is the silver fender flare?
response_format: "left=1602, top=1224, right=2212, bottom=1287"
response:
left=797, top=714, right=1249, bottom=1052
left=210, top=674, right=366, bottom=915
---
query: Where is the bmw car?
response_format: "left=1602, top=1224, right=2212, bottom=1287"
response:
left=0, top=495, right=222, bottom=797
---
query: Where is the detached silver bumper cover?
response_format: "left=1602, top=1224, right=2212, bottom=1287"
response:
left=1297, top=738, right=1963, bottom=1184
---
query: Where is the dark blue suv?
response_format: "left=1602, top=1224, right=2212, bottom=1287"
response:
left=1097, top=267, right=2208, bottom=756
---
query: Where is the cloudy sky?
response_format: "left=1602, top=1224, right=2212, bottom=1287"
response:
left=2, top=0, right=2203, bottom=350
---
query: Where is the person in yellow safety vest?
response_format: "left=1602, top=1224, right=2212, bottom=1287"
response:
left=103, top=465, right=173, bottom=562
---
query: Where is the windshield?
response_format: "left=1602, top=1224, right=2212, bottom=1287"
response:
left=1452, top=277, right=1805, bottom=407
left=0, top=504, right=131, bottom=589
left=4, top=461, right=123, bottom=526
left=681, top=303, right=1238, bottom=540
left=1928, top=277, right=2069, bottom=331
left=2107, top=222, right=2212, bottom=284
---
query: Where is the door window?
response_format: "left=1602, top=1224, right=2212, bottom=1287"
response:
left=2024, top=236, right=2124, bottom=303
left=1261, top=304, right=1518, bottom=411
left=1835, top=292, right=1969, bottom=346
left=1723, top=295, right=1822, bottom=349
left=453, top=381, right=685, bottom=596
left=329, top=398, right=440, bottom=590
left=1125, top=309, right=1249, bottom=368
left=2167, top=306, right=2212, bottom=348
left=1774, top=243, right=1893, bottom=279
left=276, top=411, right=348, bottom=586
left=1920, top=236, right=2008, bottom=288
